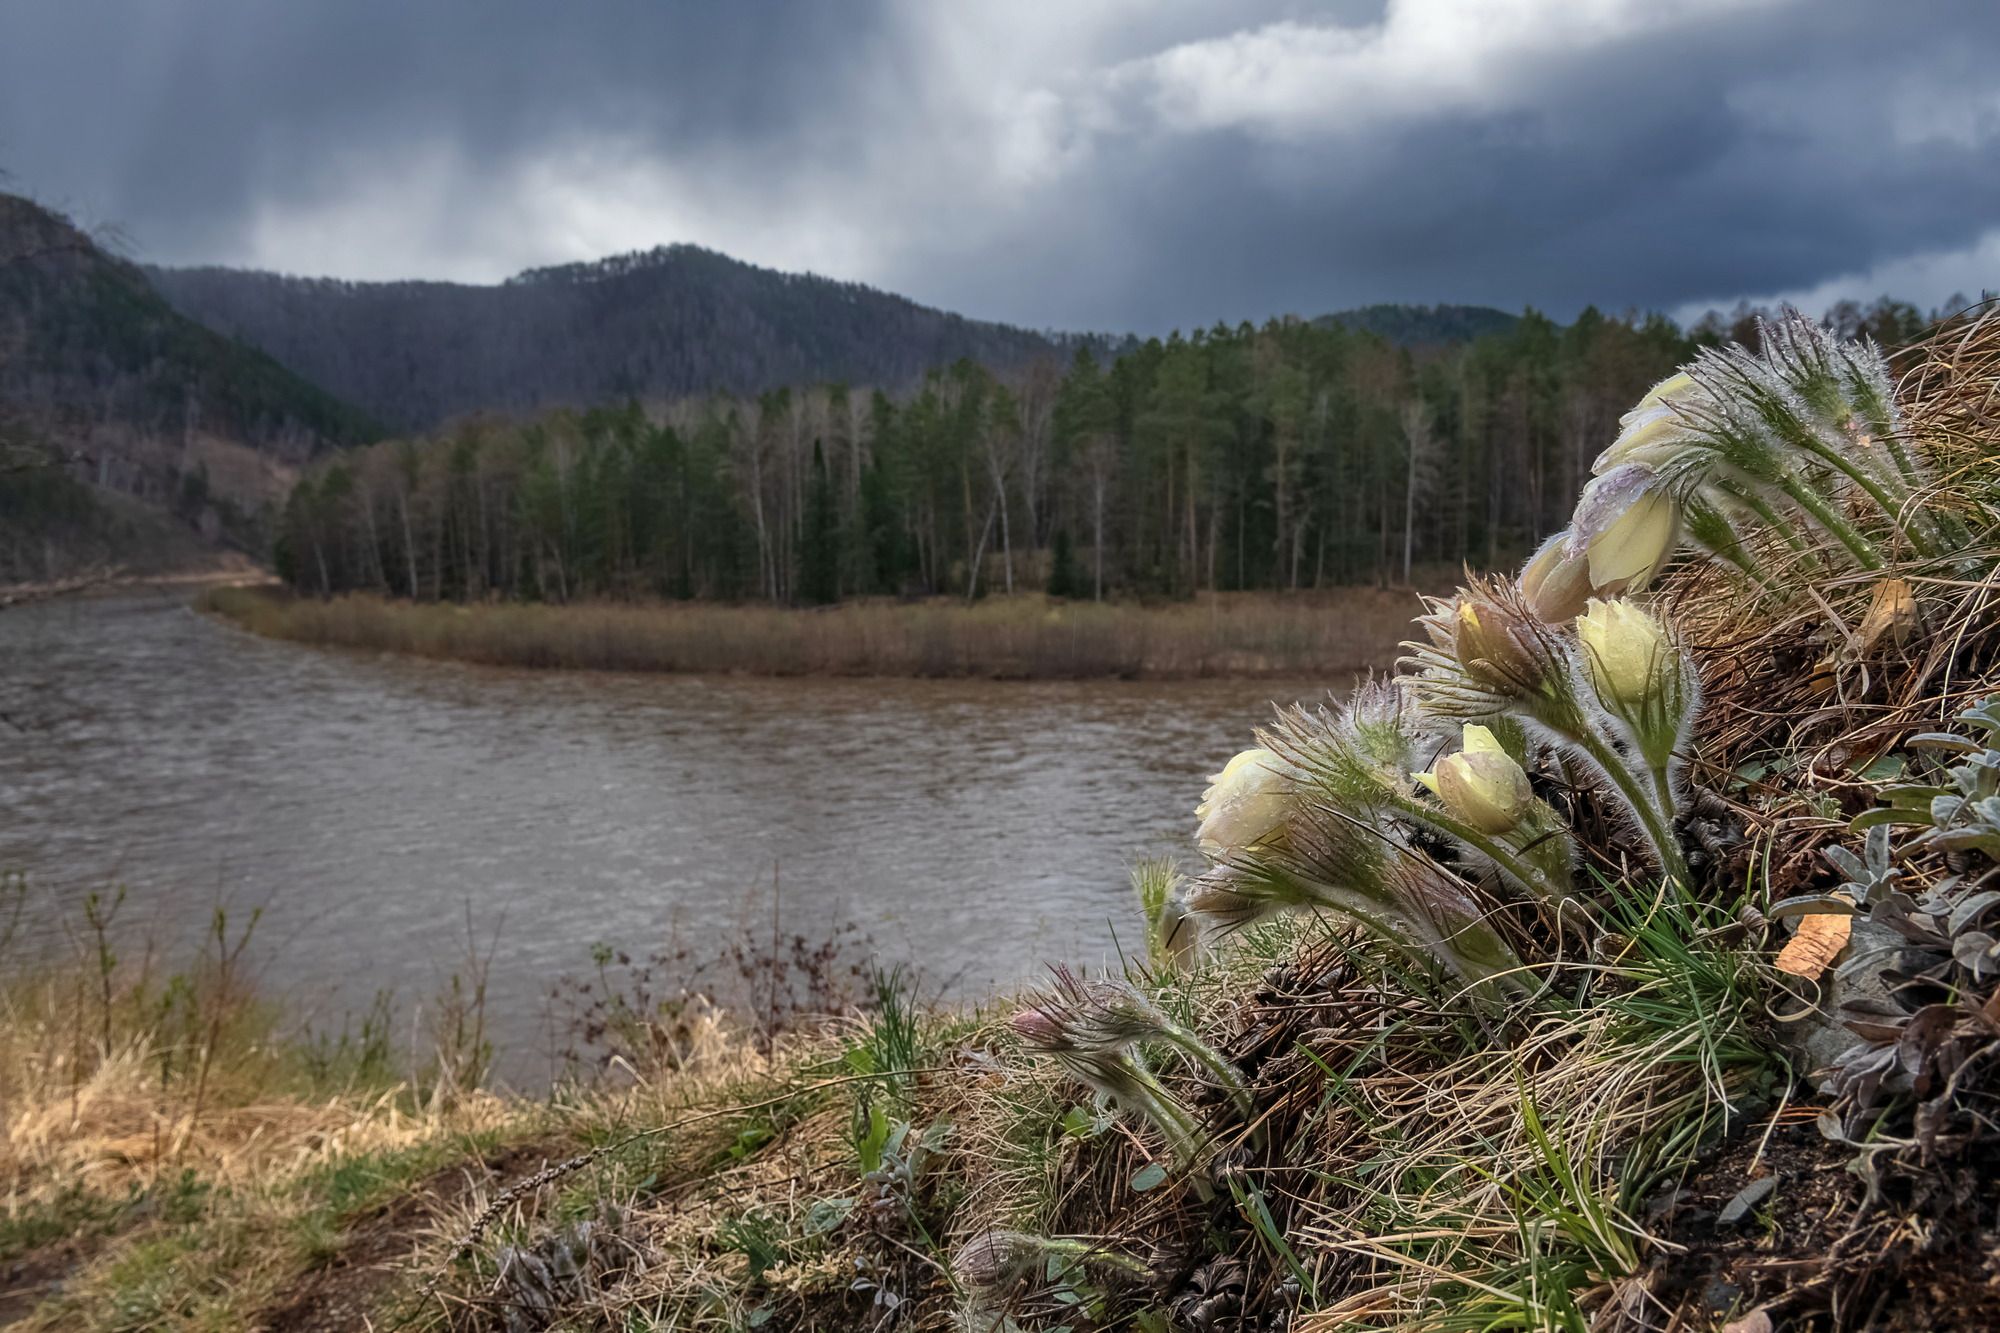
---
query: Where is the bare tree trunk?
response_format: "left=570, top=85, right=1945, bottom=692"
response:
left=965, top=496, right=997, bottom=603
left=1091, top=465, right=1106, bottom=602
left=1400, top=400, right=1433, bottom=587
left=397, top=490, right=419, bottom=598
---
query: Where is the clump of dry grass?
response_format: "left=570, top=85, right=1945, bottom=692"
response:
left=201, top=586, right=1423, bottom=680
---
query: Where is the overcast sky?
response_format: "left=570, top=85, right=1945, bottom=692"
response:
left=2, top=0, right=1996, bottom=333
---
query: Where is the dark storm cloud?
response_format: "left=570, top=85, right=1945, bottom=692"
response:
left=0, top=0, right=895, bottom=261
left=2, top=0, right=1997, bottom=331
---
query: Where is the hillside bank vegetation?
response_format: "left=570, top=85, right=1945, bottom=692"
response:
left=11, top=305, right=2000, bottom=1330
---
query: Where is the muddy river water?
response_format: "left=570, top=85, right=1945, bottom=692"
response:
left=0, top=593, right=1337, bottom=1082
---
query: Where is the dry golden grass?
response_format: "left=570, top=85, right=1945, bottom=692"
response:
left=201, top=586, right=1426, bottom=680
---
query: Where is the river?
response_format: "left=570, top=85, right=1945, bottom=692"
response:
left=0, top=592, right=1335, bottom=1083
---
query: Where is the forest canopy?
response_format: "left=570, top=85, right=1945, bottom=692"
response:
left=272, top=296, right=1942, bottom=605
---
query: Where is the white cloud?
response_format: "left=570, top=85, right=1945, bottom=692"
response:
left=1100, top=0, right=1785, bottom=138
left=1672, top=227, right=2000, bottom=326
left=240, top=135, right=910, bottom=285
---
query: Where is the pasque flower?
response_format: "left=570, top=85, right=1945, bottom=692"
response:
left=1011, top=1004, right=1204, bottom=1165
left=1403, top=581, right=1577, bottom=730
left=1195, top=748, right=1292, bottom=856
left=1020, top=965, right=1253, bottom=1117
left=952, top=1229, right=1146, bottom=1294
left=1576, top=598, right=1700, bottom=841
left=1519, top=530, right=1595, bottom=624
left=1595, top=372, right=1706, bottom=475
left=1452, top=596, right=1550, bottom=697
left=1576, top=597, right=1673, bottom=713
left=1570, top=464, right=1680, bottom=594
left=1417, top=724, right=1533, bottom=835
left=1406, top=579, right=1689, bottom=882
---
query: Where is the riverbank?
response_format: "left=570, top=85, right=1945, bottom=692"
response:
left=200, top=585, right=1423, bottom=679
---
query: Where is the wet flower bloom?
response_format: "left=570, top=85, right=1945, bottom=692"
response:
left=1195, top=748, right=1292, bottom=856
left=1417, top=724, right=1533, bottom=835
left=1570, top=464, right=1680, bottom=594
left=1576, top=598, right=1672, bottom=713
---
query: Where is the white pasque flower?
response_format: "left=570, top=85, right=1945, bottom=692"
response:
left=1194, top=747, right=1293, bottom=857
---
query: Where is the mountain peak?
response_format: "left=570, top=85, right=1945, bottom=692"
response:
left=149, top=245, right=1093, bottom=431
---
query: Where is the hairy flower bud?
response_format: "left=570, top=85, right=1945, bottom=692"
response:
left=1519, top=529, right=1595, bottom=624
left=1416, top=724, right=1533, bottom=834
left=1577, top=598, right=1672, bottom=712
left=1195, top=748, right=1291, bottom=856
left=952, top=1229, right=1039, bottom=1290
left=1634, top=371, right=1696, bottom=413
left=1010, top=1008, right=1069, bottom=1050
left=1452, top=597, right=1548, bottom=695
left=1595, top=373, right=1706, bottom=475
left=1571, top=465, right=1680, bottom=593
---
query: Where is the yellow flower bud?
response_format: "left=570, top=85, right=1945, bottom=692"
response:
left=1595, top=373, right=1705, bottom=476
left=1576, top=598, right=1671, bottom=710
left=1572, top=465, right=1680, bottom=594
left=1519, top=530, right=1594, bottom=624
left=1586, top=487, right=1678, bottom=588
left=1459, top=723, right=1507, bottom=758
left=1195, top=748, right=1291, bottom=856
left=1632, top=371, right=1695, bottom=414
left=1416, top=724, right=1532, bottom=834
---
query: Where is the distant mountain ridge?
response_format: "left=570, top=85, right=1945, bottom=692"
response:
left=0, top=191, right=380, bottom=577
left=148, top=246, right=1119, bottom=432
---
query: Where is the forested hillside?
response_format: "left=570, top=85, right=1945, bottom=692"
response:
left=0, top=192, right=380, bottom=578
left=280, top=310, right=1712, bottom=603
left=147, top=249, right=1124, bottom=433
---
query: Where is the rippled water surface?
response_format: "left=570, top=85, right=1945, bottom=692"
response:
left=0, top=593, right=1331, bottom=1079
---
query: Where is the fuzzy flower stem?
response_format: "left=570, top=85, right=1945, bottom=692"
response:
left=1384, top=789, right=1578, bottom=922
left=1712, top=478, right=1815, bottom=559
left=1034, top=1237, right=1150, bottom=1279
left=1118, top=1058, right=1205, bottom=1162
left=1156, top=1020, right=1255, bottom=1119
left=1565, top=721, right=1688, bottom=884
left=1789, top=435, right=1932, bottom=556
left=1773, top=472, right=1882, bottom=570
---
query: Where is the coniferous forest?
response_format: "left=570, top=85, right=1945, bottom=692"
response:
left=278, top=299, right=1935, bottom=604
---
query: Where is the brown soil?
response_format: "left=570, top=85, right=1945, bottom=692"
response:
left=256, top=1139, right=564, bottom=1333
left=1644, top=1111, right=2000, bottom=1330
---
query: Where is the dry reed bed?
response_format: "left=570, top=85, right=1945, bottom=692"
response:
left=201, top=587, right=1422, bottom=679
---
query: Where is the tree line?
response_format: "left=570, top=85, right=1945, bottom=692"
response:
left=276, top=296, right=1949, bottom=604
